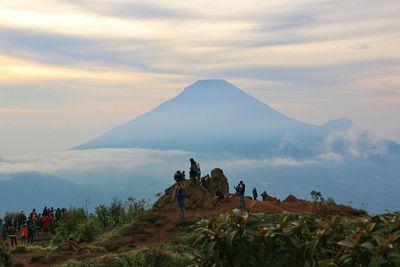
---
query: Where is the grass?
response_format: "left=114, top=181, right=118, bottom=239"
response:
left=11, top=244, right=56, bottom=254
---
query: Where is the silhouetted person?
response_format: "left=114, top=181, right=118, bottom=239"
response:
left=8, top=225, right=17, bottom=247
left=174, top=170, right=185, bottom=183
left=252, top=187, right=258, bottom=200
left=189, top=158, right=197, bottom=180
left=261, top=191, right=268, bottom=201
left=196, top=162, right=201, bottom=180
left=27, top=219, right=35, bottom=243
left=234, top=181, right=246, bottom=208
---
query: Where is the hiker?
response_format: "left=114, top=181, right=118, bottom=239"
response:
left=261, top=191, right=268, bottom=201
left=20, top=223, right=28, bottom=244
left=234, top=181, right=246, bottom=208
left=196, top=163, right=201, bottom=180
left=176, top=185, right=186, bottom=223
left=42, top=207, right=49, bottom=217
left=189, top=158, right=197, bottom=180
left=252, top=187, right=258, bottom=200
left=27, top=219, right=35, bottom=243
left=8, top=225, right=17, bottom=247
left=174, top=170, right=185, bottom=184
left=42, top=214, right=49, bottom=233
left=35, top=214, right=42, bottom=238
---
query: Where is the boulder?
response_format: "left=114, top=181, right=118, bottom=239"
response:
left=283, top=194, right=299, bottom=203
left=153, top=168, right=230, bottom=210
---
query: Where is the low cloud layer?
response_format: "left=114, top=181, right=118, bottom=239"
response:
left=0, top=148, right=399, bottom=214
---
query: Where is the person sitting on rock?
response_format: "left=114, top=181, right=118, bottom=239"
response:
left=176, top=185, right=186, bottom=223
left=174, top=170, right=185, bottom=184
left=261, top=191, right=268, bottom=201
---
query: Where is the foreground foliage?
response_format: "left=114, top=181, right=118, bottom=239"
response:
left=0, top=243, right=10, bottom=266
left=61, top=246, right=194, bottom=267
left=193, top=210, right=400, bottom=267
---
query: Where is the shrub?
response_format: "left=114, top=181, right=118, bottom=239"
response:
left=193, top=210, right=400, bottom=267
left=61, top=246, right=194, bottom=267
left=52, top=207, right=88, bottom=244
left=311, top=190, right=336, bottom=218
left=94, top=197, right=148, bottom=230
left=0, top=244, right=10, bottom=266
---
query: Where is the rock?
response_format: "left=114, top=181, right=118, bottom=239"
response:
left=210, top=168, right=229, bottom=196
left=283, top=194, right=299, bottom=203
left=153, top=168, right=230, bottom=211
left=265, top=196, right=280, bottom=202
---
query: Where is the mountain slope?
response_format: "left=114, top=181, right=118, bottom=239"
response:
left=75, top=79, right=399, bottom=158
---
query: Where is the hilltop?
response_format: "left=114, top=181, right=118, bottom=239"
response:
left=2, top=168, right=368, bottom=267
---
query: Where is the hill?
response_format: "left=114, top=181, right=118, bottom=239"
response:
left=3, top=169, right=370, bottom=267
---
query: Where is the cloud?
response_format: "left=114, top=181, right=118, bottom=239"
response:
left=0, top=148, right=191, bottom=176
left=0, top=0, right=399, bottom=155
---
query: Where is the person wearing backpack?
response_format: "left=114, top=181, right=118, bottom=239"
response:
left=176, top=185, right=186, bottom=223
left=234, top=181, right=246, bottom=208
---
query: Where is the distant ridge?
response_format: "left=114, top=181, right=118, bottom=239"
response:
left=75, top=79, right=399, bottom=158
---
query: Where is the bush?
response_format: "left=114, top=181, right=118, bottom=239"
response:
left=193, top=210, right=400, bottom=267
left=311, top=190, right=336, bottom=218
left=53, top=197, right=148, bottom=245
left=52, top=207, right=88, bottom=244
left=61, top=246, right=194, bottom=267
left=0, top=244, right=10, bottom=266
left=77, top=217, right=102, bottom=243
left=95, top=198, right=148, bottom=230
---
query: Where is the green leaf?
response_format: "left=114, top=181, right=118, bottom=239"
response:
left=226, top=230, right=237, bottom=254
left=368, top=255, right=388, bottom=267
left=361, top=241, right=375, bottom=250
left=337, top=239, right=354, bottom=248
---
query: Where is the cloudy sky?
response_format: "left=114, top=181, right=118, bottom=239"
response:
left=1, top=0, right=399, bottom=156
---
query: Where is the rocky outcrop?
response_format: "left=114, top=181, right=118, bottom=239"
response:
left=153, top=168, right=230, bottom=210
left=283, top=194, right=300, bottom=203
left=210, top=168, right=229, bottom=196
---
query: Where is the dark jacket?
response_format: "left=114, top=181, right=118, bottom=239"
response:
left=176, top=189, right=185, bottom=206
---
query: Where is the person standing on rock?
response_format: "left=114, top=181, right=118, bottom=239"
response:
left=252, top=187, right=258, bottom=200
left=176, top=185, right=186, bottom=223
left=235, top=181, right=246, bottom=208
left=189, top=158, right=197, bottom=180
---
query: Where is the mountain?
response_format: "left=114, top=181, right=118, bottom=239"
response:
left=75, top=79, right=399, bottom=159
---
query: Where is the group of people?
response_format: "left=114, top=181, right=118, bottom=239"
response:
left=251, top=188, right=269, bottom=201
left=174, top=158, right=272, bottom=222
left=1, top=206, right=66, bottom=247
